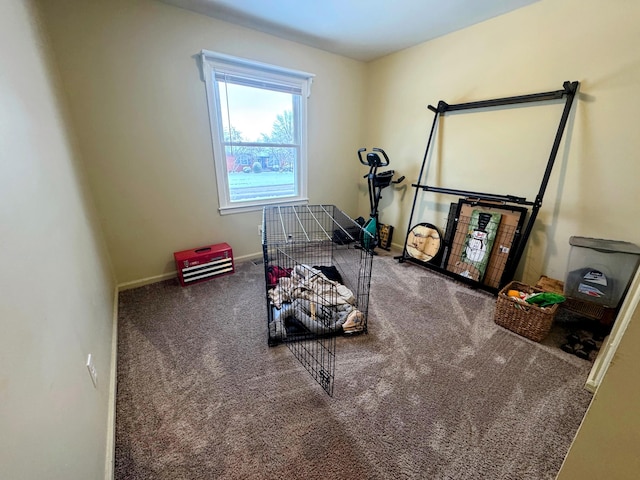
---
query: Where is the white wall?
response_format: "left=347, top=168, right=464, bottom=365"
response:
left=365, top=0, right=640, bottom=286
left=0, top=1, right=116, bottom=479
left=38, top=0, right=367, bottom=286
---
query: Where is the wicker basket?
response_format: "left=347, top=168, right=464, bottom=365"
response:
left=494, top=281, right=559, bottom=342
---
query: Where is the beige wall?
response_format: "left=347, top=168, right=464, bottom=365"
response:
left=366, top=3, right=640, bottom=476
left=557, top=277, right=640, bottom=479
left=365, top=0, right=640, bottom=286
left=23, top=0, right=640, bottom=477
left=38, top=0, right=367, bottom=286
left=0, top=1, right=116, bottom=479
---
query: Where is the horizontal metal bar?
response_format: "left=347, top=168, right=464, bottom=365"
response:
left=399, top=255, right=500, bottom=294
left=431, top=89, right=566, bottom=114
left=412, top=184, right=534, bottom=205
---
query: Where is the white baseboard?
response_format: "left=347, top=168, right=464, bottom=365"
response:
left=117, top=254, right=264, bottom=292
left=105, top=286, right=118, bottom=480
left=120, top=248, right=414, bottom=293
left=390, top=241, right=405, bottom=252
left=233, top=252, right=263, bottom=264
left=117, top=271, right=177, bottom=291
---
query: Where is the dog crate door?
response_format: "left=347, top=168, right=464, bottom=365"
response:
left=287, top=329, right=336, bottom=396
left=267, top=261, right=340, bottom=396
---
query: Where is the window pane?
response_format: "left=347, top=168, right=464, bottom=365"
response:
left=218, top=81, right=295, bottom=143
left=202, top=51, right=312, bottom=213
left=225, top=145, right=298, bottom=202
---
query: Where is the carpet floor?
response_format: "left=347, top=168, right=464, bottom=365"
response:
left=115, top=253, right=593, bottom=479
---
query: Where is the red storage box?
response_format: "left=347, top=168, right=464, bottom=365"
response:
left=174, top=243, right=234, bottom=286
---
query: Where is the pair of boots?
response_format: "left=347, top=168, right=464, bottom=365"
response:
left=561, top=333, right=597, bottom=360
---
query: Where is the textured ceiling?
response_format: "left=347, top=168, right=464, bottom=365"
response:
left=161, top=0, right=539, bottom=62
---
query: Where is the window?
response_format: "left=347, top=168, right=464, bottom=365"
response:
left=200, top=50, right=314, bottom=214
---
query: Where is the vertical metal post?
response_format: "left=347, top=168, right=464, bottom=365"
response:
left=505, top=81, right=578, bottom=284
left=397, top=105, right=440, bottom=262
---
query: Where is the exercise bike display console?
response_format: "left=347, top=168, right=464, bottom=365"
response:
left=358, top=148, right=404, bottom=251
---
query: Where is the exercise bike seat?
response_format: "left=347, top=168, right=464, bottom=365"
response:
left=373, top=170, right=395, bottom=188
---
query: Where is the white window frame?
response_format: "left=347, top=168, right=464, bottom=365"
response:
left=200, top=50, right=314, bottom=215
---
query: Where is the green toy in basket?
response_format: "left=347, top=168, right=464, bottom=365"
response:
left=526, top=292, right=566, bottom=308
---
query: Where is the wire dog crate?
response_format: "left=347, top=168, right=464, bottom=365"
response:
left=261, top=204, right=374, bottom=395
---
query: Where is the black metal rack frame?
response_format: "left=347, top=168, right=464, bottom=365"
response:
left=398, top=81, right=579, bottom=292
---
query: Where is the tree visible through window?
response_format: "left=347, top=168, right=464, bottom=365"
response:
left=200, top=51, right=314, bottom=214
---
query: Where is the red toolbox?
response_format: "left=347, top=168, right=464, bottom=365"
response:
left=174, top=243, right=234, bottom=286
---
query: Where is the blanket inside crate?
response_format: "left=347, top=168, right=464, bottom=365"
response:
left=268, top=264, right=364, bottom=339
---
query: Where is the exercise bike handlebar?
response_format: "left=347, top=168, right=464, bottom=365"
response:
left=357, top=148, right=369, bottom=166
left=358, top=147, right=390, bottom=167
left=372, top=148, right=390, bottom=166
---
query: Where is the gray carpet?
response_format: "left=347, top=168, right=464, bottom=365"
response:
left=115, top=254, right=593, bottom=479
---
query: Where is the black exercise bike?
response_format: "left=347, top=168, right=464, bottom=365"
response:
left=358, top=147, right=404, bottom=251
